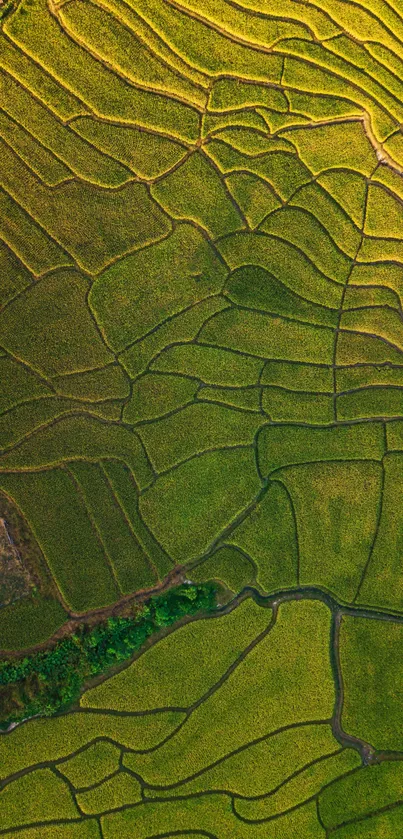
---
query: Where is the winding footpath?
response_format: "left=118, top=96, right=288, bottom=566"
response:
left=2, top=580, right=403, bottom=766
left=237, top=585, right=403, bottom=766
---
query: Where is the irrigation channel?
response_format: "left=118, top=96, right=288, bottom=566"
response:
left=2, top=582, right=403, bottom=767
left=232, top=585, right=403, bottom=766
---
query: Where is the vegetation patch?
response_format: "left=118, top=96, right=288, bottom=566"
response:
left=58, top=740, right=121, bottom=789
left=0, top=583, right=217, bottom=730
left=340, top=614, right=403, bottom=751
left=0, top=768, right=78, bottom=831
left=81, top=597, right=268, bottom=712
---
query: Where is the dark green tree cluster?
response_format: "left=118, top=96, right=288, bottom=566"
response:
left=0, top=583, right=217, bottom=729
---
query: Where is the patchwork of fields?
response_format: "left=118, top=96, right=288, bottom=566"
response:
left=1, top=594, right=403, bottom=837
left=1, top=0, right=403, bottom=833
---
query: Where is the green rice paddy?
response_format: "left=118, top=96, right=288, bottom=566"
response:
left=1, top=0, right=403, bottom=833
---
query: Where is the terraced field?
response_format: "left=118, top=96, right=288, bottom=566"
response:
left=1, top=0, right=403, bottom=833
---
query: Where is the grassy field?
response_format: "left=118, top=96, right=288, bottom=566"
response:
left=1, top=0, right=403, bottom=832
left=5, top=593, right=403, bottom=836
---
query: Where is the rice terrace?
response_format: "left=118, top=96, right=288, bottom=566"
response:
left=0, top=0, right=403, bottom=834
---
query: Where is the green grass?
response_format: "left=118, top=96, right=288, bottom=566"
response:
left=0, top=269, right=112, bottom=377
left=102, top=796, right=324, bottom=839
left=151, top=343, right=262, bottom=386
left=138, top=401, right=263, bottom=473
left=262, top=386, right=334, bottom=423
left=257, top=422, right=385, bottom=476
left=319, top=760, right=403, bottom=830
left=357, top=454, right=403, bottom=612
left=53, top=365, right=130, bottom=402
left=337, top=387, right=403, bottom=420
left=261, top=207, right=351, bottom=284
left=123, top=599, right=334, bottom=785
left=0, top=189, right=72, bottom=275
left=198, top=384, right=261, bottom=412
left=206, top=141, right=312, bottom=200
left=337, top=365, right=403, bottom=391
left=287, top=89, right=361, bottom=120
left=0, top=138, right=170, bottom=272
left=0, top=594, right=67, bottom=652
left=58, top=741, right=121, bottom=789
left=81, top=597, right=268, bottom=712
left=282, top=54, right=396, bottom=140
left=189, top=544, right=255, bottom=591
left=204, top=108, right=278, bottom=136
left=336, top=329, right=403, bottom=366
left=150, top=722, right=340, bottom=798
left=318, top=170, right=367, bottom=229
left=0, top=468, right=120, bottom=611
left=4, top=0, right=200, bottom=142
left=222, top=258, right=339, bottom=328
left=0, top=70, right=131, bottom=187
left=236, top=748, right=360, bottom=821
left=151, top=151, right=244, bottom=238
left=89, top=224, right=226, bottom=352
left=228, top=480, right=298, bottom=592
left=341, top=307, right=403, bottom=353
left=332, top=807, right=403, bottom=838
left=119, top=296, right=226, bottom=379
left=0, top=398, right=122, bottom=451
left=0, top=34, right=86, bottom=121
left=0, top=769, right=78, bottom=831
left=124, top=372, right=198, bottom=423
left=208, top=78, right=288, bottom=112
left=261, top=360, right=333, bottom=392
left=72, top=119, right=188, bottom=179
left=0, top=238, right=32, bottom=307
left=358, top=236, right=403, bottom=266
left=68, top=461, right=156, bottom=593
left=275, top=461, right=383, bottom=601
left=58, top=1, right=200, bottom=105
left=281, top=120, right=378, bottom=177
left=373, top=163, right=403, bottom=203
left=365, top=183, right=403, bottom=238
left=225, top=172, right=281, bottom=228
left=212, top=126, right=286, bottom=156
left=0, top=710, right=184, bottom=780
left=386, top=420, right=403, bottom=450
left=0, top=825, right=101, bottom=839
left=122, top=0, right=284, bottom=81
left=0, top=357, right=51, bottom=413
left=0, top=415, right=153, bottom=489
left=340, top=614, right=403, bottom=750
left=101, top=459, right=173, bottom=580
left=139, top=446, right=260, bottom=561
left=199, top=306, right=335, bottom=364
left=291, top=180, right=362, bottom=258
left=151, top=0, right=309, bottom=53
left=344, top=284, right=400, bottom=312
left=349, top=261, right=403, bottom=306
left=0, top=109, right=71, bottom=187
left=76, top=771, right=142, bottom=815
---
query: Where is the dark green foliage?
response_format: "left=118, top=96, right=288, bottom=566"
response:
left=0, top=583, right=217, bottom=730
